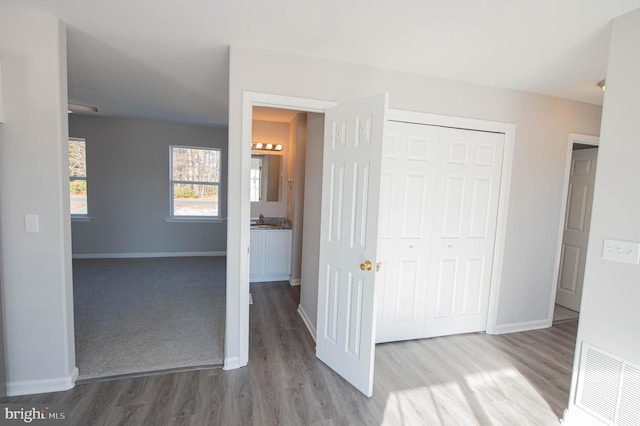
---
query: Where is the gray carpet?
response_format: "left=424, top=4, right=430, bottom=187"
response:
left=73, top=257, right=225, bottom=380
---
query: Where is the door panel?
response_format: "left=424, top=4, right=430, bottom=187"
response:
left=462, top=257, right=485, bottom=315
left=324, top=266, right=340, bottom=343
left=442, top=176, right=465, bottom=238
left=559, top=244, right=581, bottom=292
left=316, top=93, right=387, bottom=397
left=264, top=231, right=291, bottom=275
left=345, top=275, right=364, bottom=356
left=469, top=177, right=493, bottom=238
left=327, top=164, right=345, bottom=243
left=425, top=127, right=504, bottom=338
left=556, top=147, right=598, bottom=312
left=435, top=258, right=458, bottom=317
left=376, top=122, right=435, bottom=343
left=401, top=173, right=427, bottom=237
left=566, top=183, right=589, bottom=232
left=396, top=260, right=421, bottom=320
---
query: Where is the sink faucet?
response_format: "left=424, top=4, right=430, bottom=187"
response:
left=259, top=214, right=264, bottom=224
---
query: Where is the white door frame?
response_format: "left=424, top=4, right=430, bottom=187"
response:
left=547, top=133, right=599, bottom=321
left=225, top=92, right=336, bottom=369
left=386, top=109, right=516, bottom=335
left=226, top=94, right=517, bottom=369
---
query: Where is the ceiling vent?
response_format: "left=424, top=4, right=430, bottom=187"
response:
left=576, top=343, right=640, bottom=425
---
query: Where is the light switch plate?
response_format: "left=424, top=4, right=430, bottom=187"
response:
left=25, top=214, right=39, bottom=233
left=602, top=239, right=640, bottom=264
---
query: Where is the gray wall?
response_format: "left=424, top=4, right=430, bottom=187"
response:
left=566, top=8, right=640, bottom=423
left=0, top=8, right=75, bottom=395
left=299, top=113, right=324, bottom=331
left=69, top=115, right=228, bottom=256
left=226, top=46, right=602, bottom=361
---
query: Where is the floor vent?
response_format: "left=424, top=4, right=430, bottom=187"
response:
left=576, top=343, right=640, bottom=425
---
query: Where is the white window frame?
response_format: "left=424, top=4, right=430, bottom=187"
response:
left=169, top=145, right=222, bottom=219
left=69, top=137, right=90, bottom=219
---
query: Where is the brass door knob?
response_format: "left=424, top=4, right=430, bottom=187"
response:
left=360, top=260, right=373, bottom=271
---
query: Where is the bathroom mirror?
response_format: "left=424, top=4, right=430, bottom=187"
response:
left=250, top=154, right=282, bottom=202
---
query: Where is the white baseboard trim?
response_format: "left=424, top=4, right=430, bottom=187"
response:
left=223, top=357, right=245, bottom=370
left=489, top=318, right=551, bottom=335
left=7, top=367, right=78, bottom=397
left=561, top=406, right=605, bottom=425
left=250, top=274, right=289, bottom=282
left=72, top=251, right=226, bottom=259
left=297, top=304, right=317, bottom=342
left=289, top=278, right=301, bottom=286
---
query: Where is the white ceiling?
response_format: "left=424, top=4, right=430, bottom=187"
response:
left=4, top=0, right=640, bottom=126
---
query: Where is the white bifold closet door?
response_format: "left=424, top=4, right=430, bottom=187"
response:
left=376, top=121, right=505, bottom=343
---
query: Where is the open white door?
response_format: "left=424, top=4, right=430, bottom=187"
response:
left=316, top=93, right=388, bottom=397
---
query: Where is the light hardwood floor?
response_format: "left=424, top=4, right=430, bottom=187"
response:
left=1, top=281, right=577, bottom=425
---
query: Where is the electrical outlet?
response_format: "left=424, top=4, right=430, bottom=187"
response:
left=602, top=239, right=640, bottom=264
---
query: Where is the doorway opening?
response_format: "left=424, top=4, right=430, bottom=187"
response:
left=226, top=93, right=334, bottom=370
left=551, top=134, right=599, bottom=324
left=247, top=106, right=326, bottom=336
left=66, top=119, right=226, bottom=381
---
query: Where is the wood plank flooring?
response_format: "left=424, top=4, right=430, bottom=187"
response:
left=1, top=281, right=577, bottom=425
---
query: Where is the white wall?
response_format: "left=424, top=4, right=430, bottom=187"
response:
left=226, top=46, right=602, bottom=364
left=0, top=8, right=76, bottom=395
left=0, top=58, right=5, bottom=123
left=250, top=119, right=289, bottom=218
left=69, top=115, right=227, bottom=256
left=564, top=8, right=640, bottom=424
left=299, top=112, right=324, bottom=332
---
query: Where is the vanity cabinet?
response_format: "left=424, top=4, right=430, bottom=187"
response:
left=250, top=229, right=292, bottom=282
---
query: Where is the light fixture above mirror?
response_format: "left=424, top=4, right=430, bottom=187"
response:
left=251, top=142, right=283, bottom=151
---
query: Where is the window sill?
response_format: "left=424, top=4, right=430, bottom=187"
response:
left=71, top=216, right=93, bottom=222
left=164, top=217, right=226, bottom=224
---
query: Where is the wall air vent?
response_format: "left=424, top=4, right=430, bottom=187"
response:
left=575, top=343, right=640, bottom=425
left=618, top=363, right=640, bottom=426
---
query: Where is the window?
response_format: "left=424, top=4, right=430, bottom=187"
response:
left=68, top=138, right=88, bottom=215
left=170, top=146, right=221, bottom=217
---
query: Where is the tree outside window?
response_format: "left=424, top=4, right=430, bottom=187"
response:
left=69, top=138, right=88, bottom=215
left=171, top=146, right=221, bottom=217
